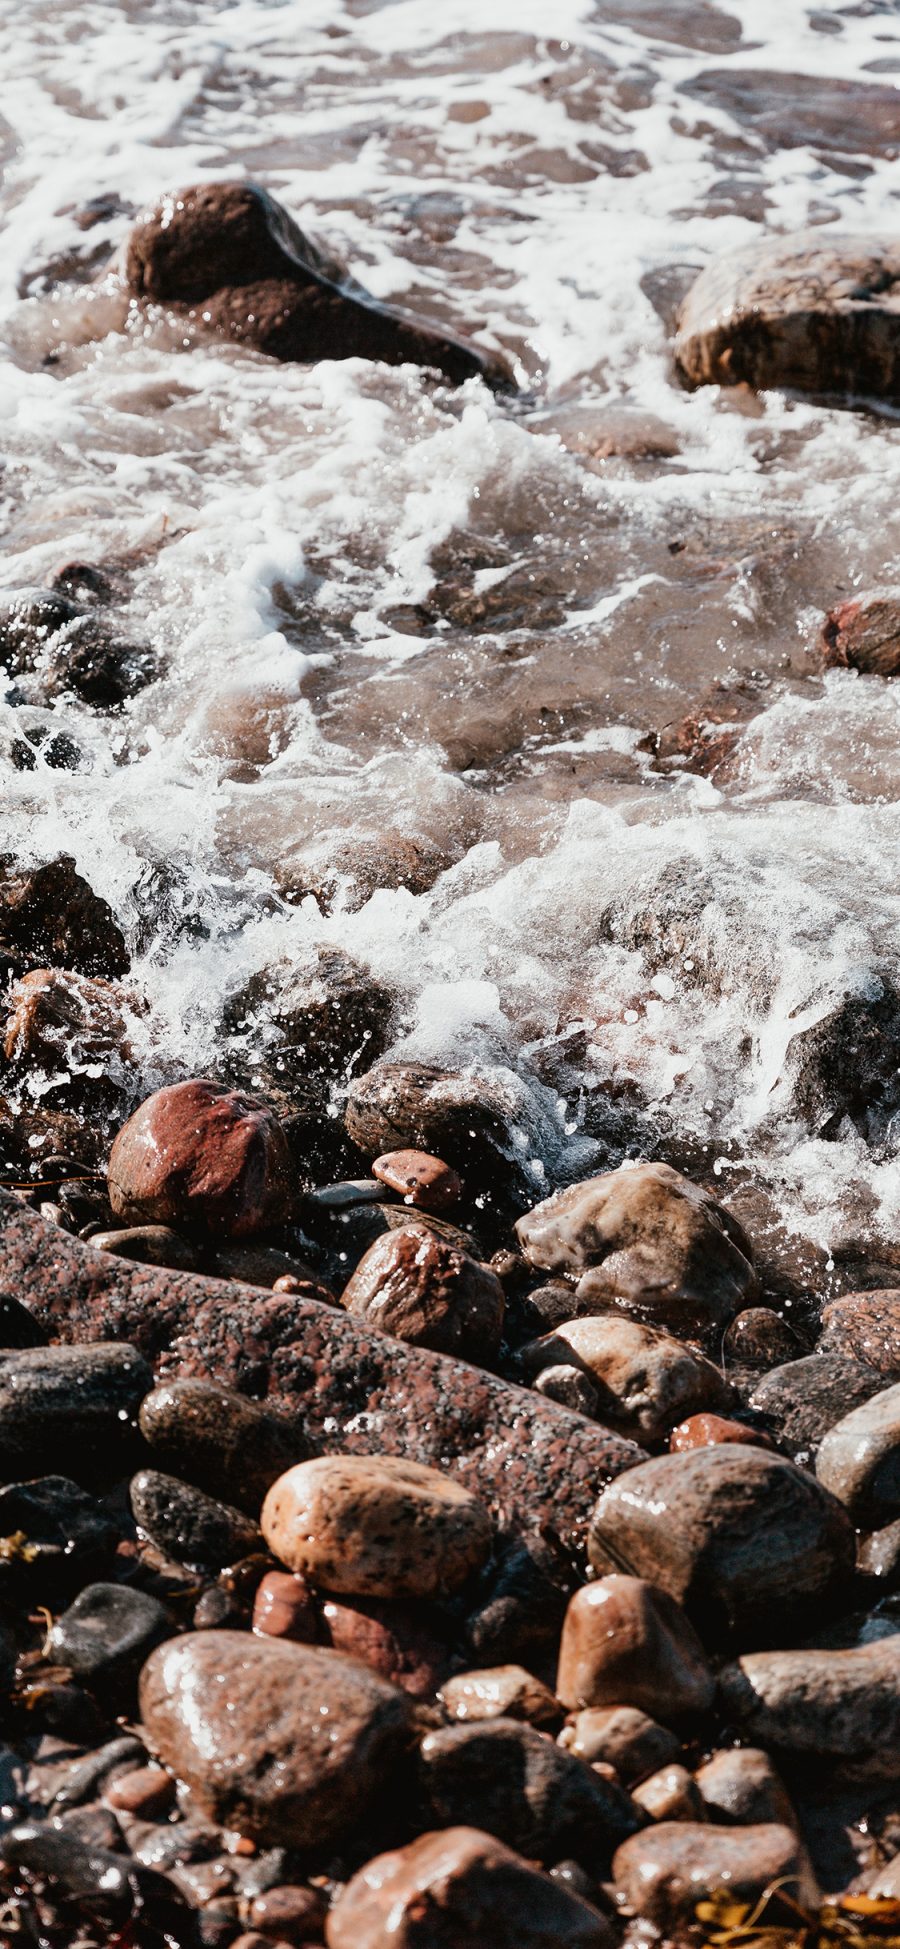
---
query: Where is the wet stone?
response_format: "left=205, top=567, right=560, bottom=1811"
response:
left=857, top=1518, right=900, bottom=1592
left=418, top=1717, right=641, bottom=1868
left=719, top=1637, right=900, bottom=1777
left=633, top=1762, right=705, bottom=1823
left=817, top=1290, right=900, bottom=1379
left=821, top=587, right=900, bottom=679
left=140, top=1629, right=415, bottom=1849
left=439, top=1665, right=562, bottom=1730
left=723, top=1307, right=805, bottom=1369
left=261, top=1455, right=492, bottom=1599
left=558, top=1706, right=681, bottom=1784
left=90, top=1224, right=202, bottom=1271
left=252, top=1569, right=318, bottom=1643
left=0, top=1343, right=151, bottom=1478
left=816, top=1381, right=900, bottom=1523
left=465, top=1530, right=575, bottom=1665
left=612, top=1821, right=817, bottom=1929
left=371, top=1148, right=462, bottom=1213
left=108, top=1077, right=294, bottom=1239
left=556, top=1575, right=714, bottom=1721
left=48, top=1735, right=148, bottom=1809
left=533, top=1364, right=603, bottom=1418
left=694, top=1747, right=797, bottom=1830
left=130, top=1468, right=262, bottom=1571
left=139, top=1378, right=305, bottom=1515
left=249, top=1882, right=327, bottom=1939
left=750, top=1354, right=884, bottom=1460
left=340, top=1226, right=505, bottom=1363
left=321, top=1593, right=451, bottom=1699
left=0, top=587, right=154, bottom=709
left=226, top=944, right=394, bottom=1102
left=0, top=853, right=129, bottom=983
left=105, top=1765, right=176, bottom=1819
left=0, top=1295, right=47, bottom=1349
left=783, top=978, right=900, bottom=1144
left=670, top=1411, right=774, bottom=1452
left=0, top=1821, right=186, bottom=1923
left=0, top=1476, right=118, bottom=1594
left=345, top=1060, right=546, bottom=1209
left=519, top=1316, right=734, bottom=1443
left=48, top=1581, right=171, bottom=1688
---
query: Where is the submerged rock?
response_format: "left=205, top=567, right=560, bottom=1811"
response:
left=108, top=1079, right=294, bottom=1237
left=821, top=587, right=900, bottom=678
left=782, top=977, right=900, bottom=1143
left=675, top=231, right=900, bottom=400
left=225, top=944, right=394, bottom=1099
left=340, top=1226, right=505, bottom=1361
left=261, top=1454, right=492, bottom=1598
left=345, top=1061, right=550, bottom=1209
left=120, top=181, right=508, bottom=388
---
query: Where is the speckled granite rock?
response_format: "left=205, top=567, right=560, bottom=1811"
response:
left=0, top=1191, right=645, bottom=1556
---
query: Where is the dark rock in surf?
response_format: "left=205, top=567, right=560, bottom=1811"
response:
left=0, top=855, right=128, bottom=982
left=782, top=976, right=900, bottom=1143
left=120, top=181, right=510, bottom=388
left=0, top=588, right=154, bottom=708
left=345, top=1061, right=549, bottom=1210
left=821, top=587, right=900, bottom=677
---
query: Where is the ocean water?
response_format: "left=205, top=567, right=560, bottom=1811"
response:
left=1, top=0, right=899, bottom=1270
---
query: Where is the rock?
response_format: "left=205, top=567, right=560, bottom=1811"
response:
left=0, top=1295, right=47, bottom=1349
left=139, top=1379, right=304, bottom=1514
left=121, top=181, right=506, bottom=387
left=670, top=1412, right=773, bottom=1452
left=518, top=1281, right=581, bottom=1335
left=0, top=1822, right=186, bottom=1925
left=633, top=1763, right=705, bottom=1823
left=821, top=587, right=900, bottom=679
left=782, top=978, right=900, bottom=1143
left=226, top=945, right=394, bottom=1098
left=0, top=588, right=154, bottom=709
left=261, top=1455, right=492, bottom=1598
left=465, top=1531, right=574, bottom=1664
left=140, top=1630, right=414, bottom=1849
left=816, top=1382, right=900, bottom=1523
left=105, top=1766, right=176, bottom=1819
left=252, top=1570, right=318, bottom=1643
left=818, top=1291, right=900, bottom=1379
left=248, top=1883, right=326, bottom=1940
left=345, top=1061, right=548, bottom=1208
left=0, top=1343, right=151, bottom=1478
left=723, top=1307, right=804, bottom=1369
left=675, top=231, right=900, bottom=400
left=321, top=1594, right=451, bottom=1699
left=0, top=1476, right=118, bottom=1594
left=50, top=1735, right=148, bottom=1808
left=208, top=1242, right=332, bottom=1298
left=130, top=1469, right=262, bottom=1570
left=372, top=1149, right=462, bottom=1213
left=519, top=1317, right=733, bottom=1443
left=533, top=1365, right=603, bottom=1417
left=556, top=1575, right=714, bottom=1721
left=515, top=1163, right=756, bottom=1342
left=750, top=1355, right=884, bottom=1460
left=307, top=1197, right=477, bottom=1271
left=0, top=855, right=128, bottom=982
left=719, top=1638, right=900, bottom=1777
left=0, top=1188, right=646, bottom=1558
left=611, top=1821, right=817, bottom=1929
left=439, top=1666, right=562, bottom=1730
left=2, top=969, right=143, bottom=1100
left=418, top=1719, right=641, bottom=1867
left=558, top=1707, right=681, bottom=1784
left=325, top=1826, right=615, bottom=1949
left=48, top=1583, right=171, bottom=1688
left=90, top=1225, right=202, bottom=1272
left=108, top=1080, right=293, bottom=1238
left=857, top=1519, right=900, bottom=1591
left=588, top=1446, right=855, bottom=1641
left=340, top=1228, right=504, bottom=1363
left=694, top=1748, right=797, bottom=1829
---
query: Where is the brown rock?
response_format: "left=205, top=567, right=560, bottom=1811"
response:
left=225, top=945, right=394, bottom=1098
left=670, top=1412, right=773, bottom=1452
left=439, top=1666, right=562, bottom=1730
left=121, top=182, right=505, bottom=388
left=515, top=1162, right=756, bottom=1342
left=612, top=1821, right=817, bottom=1928
left=821, top=588, right=900, bottom=678
left=345, top=1061, right=547, bottom=1207
left=252, top=1570, right=318, bottom=1644
left=2, top=968, right=140, bottom=1086
left=209, top=1242, right=332, bottom=1301
left=372, top=1149, right=462, bottom=1213
left=816, top=1381, right=900, bottom=1524
left=340, top=1227, right=504, bottom=1362
left=556, top=1575, right=714, bottom=1721
left=325, top=1826, right=615, bottom=1948
left=90, top=1226, right=202, bottom=1272
left=558, top=1706, right=681, bottom=1784
left=675, top=231, right=900, bottom=400
left=818, top=1291, right=900, bottom=1379
left=718, top=1638, right=900, bottom=1776
left=532, top=1364, right=603, bottom=1418
left=0, top=855, right=128, bottom=982
left=261, top=1456, right=492, bottom=1598
left=632, top=1763, right=705, bottom=1823
left=694, top=1748, right=797, bottom=1830
left=139, top=1378, right=304, bottom=1514
left=857, top=1517, right=900, bottom=1591
left=139, top=1629, right=414, bottom=1848
left=723, top=1306, right=804, bottom=1369
left=249, top=1883, right=326, bottom=1940
left=108, top=1079, right=293, bottom=1237
left=104, top=1765, right=175, bottom=1819
left=588, top=1446, right=855, bottom=1642
left=418, top=1718, right=640, bottom=1866
left=519, top=1316, right=733, bottom=1442
left=321, top=1594, right=450, bottom=1700
left=749, top=1354, right=884, bottom=1460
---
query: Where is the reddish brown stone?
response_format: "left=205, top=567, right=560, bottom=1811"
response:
left=340, top=1227, right=504, bottom=1362
left=249, top=1883, right=326, bottom=1941
left=821, top=588, right=900, bottom=677
left=817, top=1290, right=900, bottom=1378
left=556, top=1575, right=714, bottom=1721
left=104, top=1765, right=175, bottom=1818
left=670, top=1413, right=774, bottom=1453
left=321, top=1594, right=451, bottom=1699
left=372, top=1149, right=462, bottom=1213
left=108, top=1079, right=293, bottom=1238
left=252, top=1570, right=318, bottom=1644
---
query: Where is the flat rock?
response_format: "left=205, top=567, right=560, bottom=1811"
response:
left=676, top=232, right=900, bottom=400
left=0, top=1343, right=151, bottom=1478
left=140, top=1629, right=414, bottom=1848
left=750, top=1354, right=884, bottom=1460
left=612, top=1821, right=817, bottom=1928
left=130, top=1468, right=262, bottom=1570
left=138, top=1378, right=304, bottom=1514
left=818, top=1291, right=900, bottom=1378
left=556, top=1574, right=714, bottom=1721
left=821, top=588, right=900, bottom=679
left=108, top=1079, right=293, bottom=1238
left=515, top=1162, right=756, bottom=1342
left=325, top=1825, right=615, bottom=1949
left=589, top=1445, right=855, bottom=1642
left=340, top=1226, right=504, bottom=1362
left=0, top=1189, right=646, bottom=1558
left=719, top=1638, right=900, bottom=1777
left=260, top=1455, right=491, bottom=1598
left=519, top=1315, right=733, bottom=1442
left=418, top=1717, right=640, bottom=1868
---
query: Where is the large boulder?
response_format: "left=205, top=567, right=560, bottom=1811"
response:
left=120, top=182, right=508, bottom=388
left=719, top=1638, right=900, bottom=1777
left=107, top=1079, right=294, bottom=1237
left=675, top=231, right=900, bottom=400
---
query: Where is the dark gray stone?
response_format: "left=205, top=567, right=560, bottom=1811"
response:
left=48, top=1583, right=171, bottom=1686
left=130, top=1468, right=262, bottom=1569
left=419, top=1717, right=642, bottom=1868
left=0, top=1344, right=152, bottom=1478
left=750, top=1355, right=884, bottom=1459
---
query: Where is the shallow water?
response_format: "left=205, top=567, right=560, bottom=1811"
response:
left=1, top=0, right=900, bottom=1266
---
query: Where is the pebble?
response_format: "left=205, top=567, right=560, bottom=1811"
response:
left=632, top=1763, right=705, bottom=1823
left=320, top=1594, right=451, bottom=1700
left=130, top=1469, right=262, bottom=1570
left=816, top=1380, right=900, bottom=1523
left=108, top=1078, right=293, bottom=1237
left=558, top=1707, right=681, bottom=1784
left=439, top=1665, right=562, bottom=1730
left=326, top=1825, right=615, bottom=1948
left=47, top=1581, right=171, bottom=1688
left=0, top=1475, right=118, bottom=1593
left=515, top=1162, right=756, bottom=1342
left=372, top=1148, right=462, bottom=1213
left=532, top=1364, right=602, bottom=1417
left=750, top=1354, right=884, bottom=1459
left=140, top=1630, right=414, bottom=1849
left=139, top=1379, right=305, bottom=1514
left=723, top=1306, right=804, bottom=1368
left=340, top=1227, right=505, bottom=1362
left=252, top=1570, right=318, bottom=1643
left=105, top=1765, right=176, bottom=1819
left=209, top=1242, right=333, bottom=1299
left=821, top=586, right=900, bottom=678
left=261, top=1455, right=492, bottom=1599
left=50, top=1735, right=148, bottom=1809
left=694, top=1748, right=797, bottom=1829
left=301, top=1178, right=384, bottom=1211
left=519, top=1316, right=734, bottom=1443
left=611, top=1821, right=818, bottom=1929
left=817, top=1290, right=900, bottom=1378
left=0, top=1343, right=151, bottom=1477
left=1, top=1825, right=184, bottom=1929
left=718, top=1637, right=900, bottom=1776
left=418, top=1718, right=641, bottom=1867
left=857, top=1517, right=900, bottom=1591
left=589, top=1445, right=855, bottom=1640
left=556, top=1574, right=714, bottom=1720
left=670, top=1412, right=773, bottom=1452
left=675, top=230, right=900, bottom=399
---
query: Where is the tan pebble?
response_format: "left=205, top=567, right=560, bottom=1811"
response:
left=556, top=1575, right=714, bottom=1721
left=632, top=1763, right=705, bottom=1822
left=439, top=1665, right=561, bottom=1729
left=372, top=1148, right=462, bottom=1212
left=261, top=1454, right=492, bottom=1599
